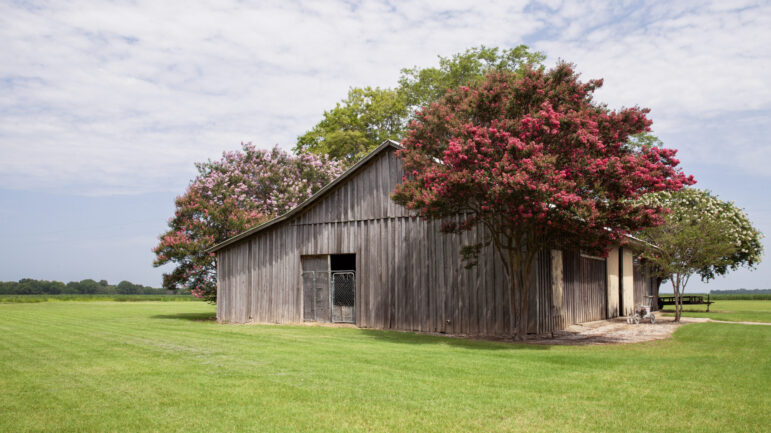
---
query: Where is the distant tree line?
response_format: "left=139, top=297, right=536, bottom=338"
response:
left=0, top=279, right=183, bottom=295
left=710, top=288, right=771, bottom=295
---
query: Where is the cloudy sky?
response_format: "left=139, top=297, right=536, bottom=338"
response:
left=1, top=0, right=769, bottom=291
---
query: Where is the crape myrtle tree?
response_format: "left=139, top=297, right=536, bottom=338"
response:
left=154, top=144, right=343, bottom=302
left=637, top=188, right=763, bottom=321
left=392, top=63, right=694, bottom=339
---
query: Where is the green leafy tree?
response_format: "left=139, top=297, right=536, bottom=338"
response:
left=76, top=279, right=101, bottom=294
left=627, top=131, right=664, bottom=150
left=116, top=281, right=142, bottom=295
left=637, top=188, right=763, bottom=321
left=295, top=87, right=408, bottom=164
left=398, top=45, right=545, bottom=110
left=296, top=45, right=545, bottom=166
left=47, top=281, right=65, bottom=295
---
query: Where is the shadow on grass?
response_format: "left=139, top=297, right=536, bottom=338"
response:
left=149, top=313, right=549, bottom=350
left=151, top=312, right=217, bottom=322
left=358, top=329, right=550, bottom=351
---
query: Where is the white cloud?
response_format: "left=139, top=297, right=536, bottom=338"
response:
left=530, top=0, right=771, bottom=175
left=0, top=0, right=539, bottom=195
left=0, top=0, right=769, bottom=195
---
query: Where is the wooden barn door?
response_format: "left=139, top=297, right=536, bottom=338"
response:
left=578, top=254, right=608, bottom=322
left=301, top=255, right=330, bottom=322
left=561, top=251, right=608, bottom=326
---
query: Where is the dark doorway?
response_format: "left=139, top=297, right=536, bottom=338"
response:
left=330, top=254, right=356, bottom=323
left=331, top=254, right=356, bottom=272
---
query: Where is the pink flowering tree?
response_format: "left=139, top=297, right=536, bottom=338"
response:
left=154, top=144, right=343, bottom=302
left=392, top=63, right=695, bottom=339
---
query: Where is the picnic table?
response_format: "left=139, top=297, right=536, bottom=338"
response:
left=657, top=294, right=714, bottom=311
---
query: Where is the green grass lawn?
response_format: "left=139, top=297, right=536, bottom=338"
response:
left=0, top=302, right=768, bottom=433
left=0, top=294, right=200, bottom=303
left=660, top=299, right=771, bottom=323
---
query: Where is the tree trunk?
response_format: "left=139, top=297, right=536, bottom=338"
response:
left=673, top=274, right=682, bottom=322
left=519, top=261, right=531, bottom=339
left=507, top=255, right=531, bottom=341
left=507, top=265, right=520, bottom=340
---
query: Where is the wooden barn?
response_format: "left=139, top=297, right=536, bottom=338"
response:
left=209, top=140, right=658, bottom=336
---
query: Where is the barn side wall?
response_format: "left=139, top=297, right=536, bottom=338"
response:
left=217, top=147, right=609, bottom=335
left=217, top=223, right=301, bottom=324
left=219, top=219, right=556, bottom=335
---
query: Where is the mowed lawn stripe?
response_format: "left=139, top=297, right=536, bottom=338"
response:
left=0, top=302, right=768, bottom=432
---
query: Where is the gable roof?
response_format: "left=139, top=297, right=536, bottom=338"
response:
left=206, top=140, right=402, bottom=253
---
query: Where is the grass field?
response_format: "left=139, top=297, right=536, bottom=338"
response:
left=660, top=299, right=771, bottom=323
left=0, top=294, right=200, bottom=303
left=1, top=302, right=768, bottom=433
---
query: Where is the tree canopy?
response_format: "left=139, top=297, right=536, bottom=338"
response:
left=295, top=87, right=408, bottom=164
left=392, top=63, right=694, bottom=339
left=153, top=144, right=343, bottom=302
left=295, top=45, right=545, bottom=166
left=637, top=188, right=763, bottom=320
left=398, top=45, right=545, bottom=110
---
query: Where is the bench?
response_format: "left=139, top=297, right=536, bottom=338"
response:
left=657, top=294, right=714, bottom=311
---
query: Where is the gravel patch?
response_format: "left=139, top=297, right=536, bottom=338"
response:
left=529, top=316, right=709, bottom=346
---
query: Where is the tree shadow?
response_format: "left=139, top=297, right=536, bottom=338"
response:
left=151, top=312, right=217, bottom=322
left=357, top=328, right=550, bottom=351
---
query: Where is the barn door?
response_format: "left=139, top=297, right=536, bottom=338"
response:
left=301, top=256, right=330, bottom=322
left=578, top=254, right=608, bottom=322
left=330, top=254, right=356, bottom=324
left=331, top=272, right=355, bottom=323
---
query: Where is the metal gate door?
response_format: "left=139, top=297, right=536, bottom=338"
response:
left=331, top=271, right=355, bottom=323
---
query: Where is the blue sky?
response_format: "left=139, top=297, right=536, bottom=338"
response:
left=0, top=0, right=769, bottom=291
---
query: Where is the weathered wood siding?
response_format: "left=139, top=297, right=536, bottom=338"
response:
left=217, top=223, right=301, bottom=324
left=560, top=251, right=607, bottom=325
left=293, top=146, right=410, bottom=225
left=217, top=147, right=610, bottom=335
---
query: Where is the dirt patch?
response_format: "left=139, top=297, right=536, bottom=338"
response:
left=294, top=321, right=358, bottom=329
left=528, top=316, right=709, bottom=346
left=220, top=319, right=359, bottom=328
